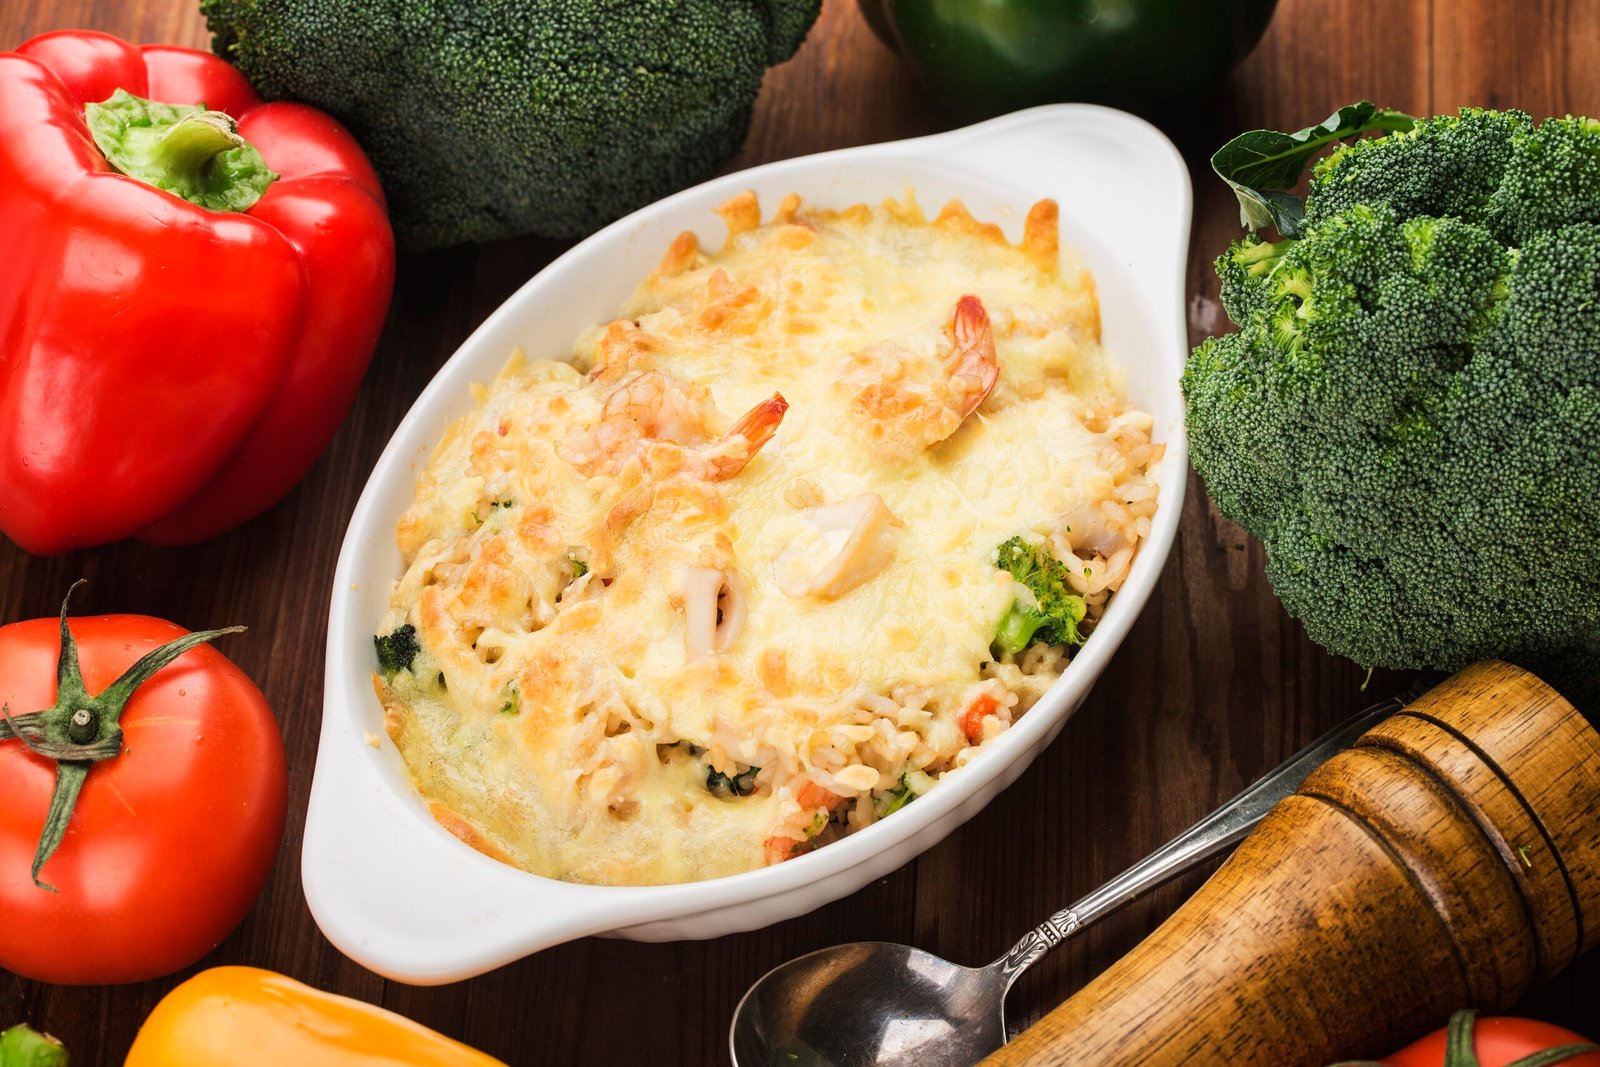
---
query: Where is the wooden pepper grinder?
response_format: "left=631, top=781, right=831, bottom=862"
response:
left=989, top=661, right=1600, bottom=1066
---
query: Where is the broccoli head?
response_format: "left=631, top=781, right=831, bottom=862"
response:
left=374, top=623, right=421, bottom=677
left=201, top=0, right=821, bottom=249
left=992, top=536, right=1088, bottom=655
left=1185, top=108, right=1600, bottom=707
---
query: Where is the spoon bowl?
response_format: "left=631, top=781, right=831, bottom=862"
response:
left=732, top=943, right=1005, bottom=1067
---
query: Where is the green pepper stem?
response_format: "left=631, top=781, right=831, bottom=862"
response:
left=147, top=111, right=247, bottom=182
left=84, top=89, right=276, bottom=213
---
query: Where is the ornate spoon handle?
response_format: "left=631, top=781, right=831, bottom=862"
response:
left=991, top=686, right=1419, bottom=990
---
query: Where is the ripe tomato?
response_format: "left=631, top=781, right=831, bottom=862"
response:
left=0, top=607, right=287, bottom=984
left=1357, top=1010, right=1600, bottom=1067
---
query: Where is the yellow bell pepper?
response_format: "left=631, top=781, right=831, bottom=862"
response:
left=124, top=967, right=506, bottom=1067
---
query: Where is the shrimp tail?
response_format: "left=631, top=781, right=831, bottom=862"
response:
left=704, top=393, right=788, bottom=479
left=948, top=294, right=999, bottom=419
left=729, top=393, right=789, bottom=453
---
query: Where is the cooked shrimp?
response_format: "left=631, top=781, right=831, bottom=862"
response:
left=842, top=294, right=1000, bottom=459
left=700, top=393, right=789, bottom=480
left=604, top=371, right=714, bottom=443
left=559, top=371, right=787, bottom=480
left=947, top=294, right=999, bottom=420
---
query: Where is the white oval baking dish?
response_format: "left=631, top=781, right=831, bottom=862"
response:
left=305, top=103, right=1192, bottom=984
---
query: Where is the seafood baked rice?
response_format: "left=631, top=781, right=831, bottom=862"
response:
left=373, top=191, right=1163, bottom=885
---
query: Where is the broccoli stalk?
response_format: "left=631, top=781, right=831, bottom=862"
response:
left=1185, top=106, right=1600, bottom=708
left=992, top=537, right=1088, bottom=655
left=994, top=605, right=1049, bottom=656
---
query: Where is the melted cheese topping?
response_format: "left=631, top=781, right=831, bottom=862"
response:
left=376, top=193, right=1158, bottom=885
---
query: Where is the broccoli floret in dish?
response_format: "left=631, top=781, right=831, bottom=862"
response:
left=992, top=536, right=1088, bottom=656
left=201, top=0, right=822, bottom=249
left=876, top=769, right=934, bottom=817
left=374, top=624, right=421, bottom=678
left=706, top=765, right=759, bottom=798
left=1185, top=107, right=1600, bottom=706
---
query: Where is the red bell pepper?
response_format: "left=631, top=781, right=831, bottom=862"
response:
left=0, top=30, right=394, bottom=553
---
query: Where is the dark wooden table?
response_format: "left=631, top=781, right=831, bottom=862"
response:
left=3, top=1, right=1596, bottom=1063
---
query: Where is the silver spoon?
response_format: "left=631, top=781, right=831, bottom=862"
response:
left=729, top=687, right=1417, bottom=1067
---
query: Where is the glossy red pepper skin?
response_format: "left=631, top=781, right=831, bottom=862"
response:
left=0, top=31, right=394, bottom=553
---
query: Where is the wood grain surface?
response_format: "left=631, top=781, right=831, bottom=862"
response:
left=2, top=1, right=1597, bottom=1064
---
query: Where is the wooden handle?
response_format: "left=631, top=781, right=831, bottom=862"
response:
left=988, top=662, right=1600, bottom=1066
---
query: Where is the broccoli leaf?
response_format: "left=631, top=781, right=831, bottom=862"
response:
left=1212, top=101, right=1416, bottom=235
left=374, top=624, right=420, bottom=677
left=1231, top=188, right=1307, bottom=237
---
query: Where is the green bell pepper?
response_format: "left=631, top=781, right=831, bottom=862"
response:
left=858, top=0, right=1280, bottom=120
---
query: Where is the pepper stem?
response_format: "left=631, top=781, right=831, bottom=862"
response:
left=2, top=584, right=245, bottom=890
left=147, top=111, right=247, bottom=181
left=84, top=89, right=276, bottom=213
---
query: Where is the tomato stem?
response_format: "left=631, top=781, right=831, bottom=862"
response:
left=31, top=763, right=88, bottom=893
left=66, top=709, right=95, bottom=745
left=0, top=707, right=44, bottom=741
left=1447, top=1008, right=1482, bottom=1067
left=1, top=583, right=245, bottom=891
